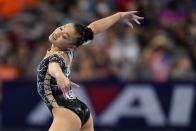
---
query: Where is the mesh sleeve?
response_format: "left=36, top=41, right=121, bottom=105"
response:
left=48, top=54, right=66, bottom=69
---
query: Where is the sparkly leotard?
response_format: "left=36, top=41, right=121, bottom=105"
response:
left=37, top=49, right=90, bottom=125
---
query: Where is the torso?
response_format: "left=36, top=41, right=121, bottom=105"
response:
left=37, top=48, right=76, bottom=110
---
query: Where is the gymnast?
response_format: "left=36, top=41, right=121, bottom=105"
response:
left=37, top=11, right=143, bottom=131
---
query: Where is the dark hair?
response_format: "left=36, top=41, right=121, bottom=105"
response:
left=73, top=24, right=94, bottom=47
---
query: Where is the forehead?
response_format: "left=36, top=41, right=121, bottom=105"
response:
left=62, top=23, right=79, bottom=38
left=62, top=23, right=74, bottom=32
left=64, top=23, right=74, bottom=29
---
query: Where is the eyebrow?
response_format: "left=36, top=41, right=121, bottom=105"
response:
left=59, top=27, right=63, bottom=30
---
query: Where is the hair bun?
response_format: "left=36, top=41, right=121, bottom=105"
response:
left=74, top=23, right=94, bottom=47
left=83, top=27, right=94, bottom=42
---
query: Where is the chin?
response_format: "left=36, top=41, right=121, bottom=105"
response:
left=52, top=42, right=69, bottom=49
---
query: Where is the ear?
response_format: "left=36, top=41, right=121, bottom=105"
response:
left=70, top=44, right=77, bottom=49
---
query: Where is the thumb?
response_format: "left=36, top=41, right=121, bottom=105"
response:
left=128, top=11, right=138, bottom=14
left=70, top=82, right=80, bottom=88
left=123, top=19, right=133, bottom=29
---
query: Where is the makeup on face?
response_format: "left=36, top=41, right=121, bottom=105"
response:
left=52, top=26, right=71, bottom=41
left=49, top=23, right=81, bottom=49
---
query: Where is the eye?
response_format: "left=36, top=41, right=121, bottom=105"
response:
left=62, top=33, right=70, bottom=39
left=62, top=35, right=67, bottom=39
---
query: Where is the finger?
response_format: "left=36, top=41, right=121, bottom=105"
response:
left=133, top=18, right=141, bottom=24
left=65, top=87, right=70, bottom=95
left=124, top=20, right=133, bottom=29
left=63, top=92, right=67, bottom=99
left=128, top=11, right=138, bottom=14
left=61, top=87, right=67, bottom=93
left=137, top=16, right=144, bottom=20
left=133, top=14, right=144, bottom=20
left=62, top=88, right=68, bottom=99
left=71, top=82, right=80, bottom=88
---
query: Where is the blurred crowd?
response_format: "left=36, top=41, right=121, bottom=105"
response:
left=0, top=0, right=196, bottom=82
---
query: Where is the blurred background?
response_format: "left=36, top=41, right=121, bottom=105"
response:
left=0, top=0, right=196, bottom=131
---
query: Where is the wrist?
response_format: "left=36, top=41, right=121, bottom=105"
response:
left=117, top=12, right=122, bottom=19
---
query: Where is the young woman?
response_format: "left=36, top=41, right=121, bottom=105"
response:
left=37, top=11, right=143, bottom=131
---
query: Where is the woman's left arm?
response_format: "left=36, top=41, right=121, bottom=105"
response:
left=88, top=11, right=144, bottom=34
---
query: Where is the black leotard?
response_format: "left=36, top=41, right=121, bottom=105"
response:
left=37, top=50, right=90, bottom=126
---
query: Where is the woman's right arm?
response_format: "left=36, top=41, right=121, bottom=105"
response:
left=48, top=62, right=71, bottom=97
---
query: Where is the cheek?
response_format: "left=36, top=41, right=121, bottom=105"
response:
left=53, top=38, right=71, bottom=49
left=48, top=34, right=53, bottom=43
left=51, top=40, right=63, bottom=47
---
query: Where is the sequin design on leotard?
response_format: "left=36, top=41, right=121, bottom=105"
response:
left=37, top=51, right=76, bottom=110
left=37, top=49, right=90, bottom=126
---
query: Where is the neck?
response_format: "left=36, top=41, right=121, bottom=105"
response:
left=50, top=44, right=76, bottom=52
left=50, top=44, right=62, bottom=51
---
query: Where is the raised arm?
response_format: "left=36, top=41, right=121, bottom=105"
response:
left=88, top=11, right=144, bottom=34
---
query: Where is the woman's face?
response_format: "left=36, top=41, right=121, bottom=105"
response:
left=49, top=23, right=79, bottom=49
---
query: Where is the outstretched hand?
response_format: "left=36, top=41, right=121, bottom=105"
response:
left=56, top=75, right=80, bottom=99
left=120, top=11, right=144, bottom=29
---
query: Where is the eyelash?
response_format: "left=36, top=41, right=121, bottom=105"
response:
left=59, top=26, right=69, bottom=39
left=62, top=35, right=67, bottom=39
